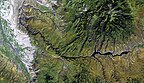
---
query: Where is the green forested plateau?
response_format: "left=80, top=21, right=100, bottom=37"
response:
left=1, top=0, right=144, bottom=83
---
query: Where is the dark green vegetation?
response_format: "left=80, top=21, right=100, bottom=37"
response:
left=1, top=0, right=144, bottom=82
left=20, top=0, right=144, bottom=82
